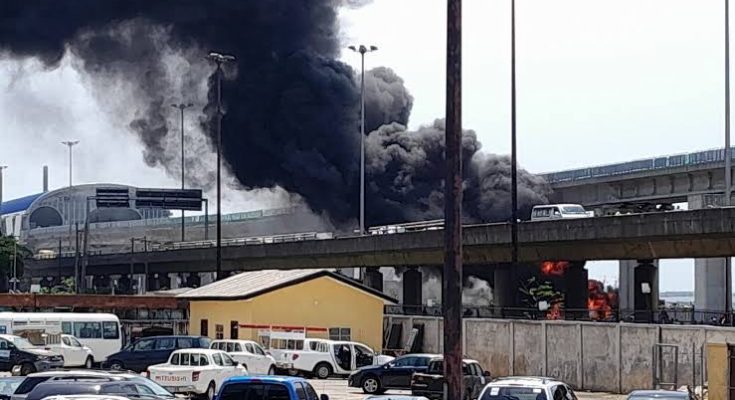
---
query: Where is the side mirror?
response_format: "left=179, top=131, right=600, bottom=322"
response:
left=483, top=371, right=491, bottom=377
left=320, top=395, right=329, bottom=400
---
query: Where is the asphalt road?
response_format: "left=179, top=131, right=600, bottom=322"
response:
left=305, top=378, right=627, bottom=400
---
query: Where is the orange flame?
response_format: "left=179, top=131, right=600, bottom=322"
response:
left=540, top=261, right=570, bottom=276
left=546, top=303, right=563, bottom=320
left=588, top=279, right=616, bottom=321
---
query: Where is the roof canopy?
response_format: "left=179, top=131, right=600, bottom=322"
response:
left=179, top=269, right=396, bottom=304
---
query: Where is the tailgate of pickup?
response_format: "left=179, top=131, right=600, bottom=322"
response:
left=150, top=369, right=195, bottom=388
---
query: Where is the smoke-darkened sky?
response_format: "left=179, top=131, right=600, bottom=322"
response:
left=1, top=0, right=730, bottom=290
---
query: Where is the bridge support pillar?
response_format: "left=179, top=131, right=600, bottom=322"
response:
left=493, top=265, right=515, bottom=310
left=695, top=258, right=731, bottom=315
left=565, top=262, right=589, bottom=316
left=363, top=268, right=383, bottom=291
left=689, top=194, right=732, bottom=315
left=619, top=259, right=659, bottom=322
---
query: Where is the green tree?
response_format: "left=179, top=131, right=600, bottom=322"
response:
left=0, top=235, right=31, bottom=291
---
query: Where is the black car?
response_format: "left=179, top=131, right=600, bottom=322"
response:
left=0, top=335, right=63, bottom=375
left=25, top=380, right=172, bottom=400
left=105, top=336, right=210, bottom=372
left=11, top=370, right=174, bottom=400
left=347, top=353, right=438, bottom=395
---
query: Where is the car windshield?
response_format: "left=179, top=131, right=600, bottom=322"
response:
left=562, top=206, right=586, bottom=214
left=11, top=337, right=36, bottom=349
left=130, top=377, right=175, bottom=398
left=481, top=386, right=548, bottom=400
left=0, top=377, right=24, bottom=395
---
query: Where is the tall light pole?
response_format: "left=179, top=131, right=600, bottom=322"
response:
left=61, top=140, right=79, bottom=258
left=61, top=141, right=79, bottom=188
left=172, top=103, right=194, bottom=242
left=348, top=44, right=378, bottom=236
left=207, top=51, right=235, bottom=281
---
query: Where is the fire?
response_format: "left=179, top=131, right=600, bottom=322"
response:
left=588, top=279, right=616, bottom=321
left=546, top=303, right=563, bottom=320
left=540, top=261, right=570, bottom=276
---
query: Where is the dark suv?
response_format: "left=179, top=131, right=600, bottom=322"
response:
left=105, top=336, right=210, bottom=372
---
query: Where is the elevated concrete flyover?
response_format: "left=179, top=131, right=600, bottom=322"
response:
left=24, top=208, right=735, bottom=277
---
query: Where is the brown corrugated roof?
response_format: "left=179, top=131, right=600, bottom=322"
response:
left=178, top=269, right=396, bottom=303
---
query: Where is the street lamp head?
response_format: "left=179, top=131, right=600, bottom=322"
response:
left=369, top=45, right=378, bottom=52
left=207, top=51, right=236, bottom=63
left=348, top=45, right=357, bottom=52
left=348, top=45, right=377, bottom=54
left=61, top=140, right=79, bottom=147
left=171, top=103, right=195, bottom=110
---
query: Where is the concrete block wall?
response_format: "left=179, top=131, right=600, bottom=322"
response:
left=385, top=316, right=733, bottom=394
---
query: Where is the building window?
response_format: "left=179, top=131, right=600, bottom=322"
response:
left=328, top=327, right=351, bottom=341
left=230, top=321, right=238, bottom=339
left=215, top=324, right=224, bottom=339
left=200, top=319, right=208, bottom=337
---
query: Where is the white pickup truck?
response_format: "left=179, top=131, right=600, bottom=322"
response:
left=45, top=334, right=94, bottom=368
left=147, top=349, right=247, bottom=400
left=210, top=339, right=276, bottom=375
left=280, top=339, right=394, bottom=379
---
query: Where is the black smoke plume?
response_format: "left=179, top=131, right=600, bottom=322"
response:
left=0, top=0, right=549, bottom=226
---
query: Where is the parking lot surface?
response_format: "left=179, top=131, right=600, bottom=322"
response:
left=305, top=378, right=627, bottom=400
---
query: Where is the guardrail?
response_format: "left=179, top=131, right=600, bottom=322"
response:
left=385, top=305, right=735, bottom=326
left=541, top=146, right=735, bottom=183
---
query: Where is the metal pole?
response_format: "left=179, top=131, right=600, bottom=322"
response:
left=216, top=63, right=223, bottom=281
left=12, top=241, right=17, bottom=292
left=81, top=197, right=91, bottom=294
left=204, top=199, right=209, bottom=241
left=726, top=0, right=733, bottom=314
left=360, top=50, right=366, bottom=236
left=181, top=107, right=186, bottom=242
left=0, top=166, right=6, bottom=222
left=207, top=52, right=235, bottom=281
left=74, top=222, right=80, bottom=291
left=511, top=0, right=519, bottom=272
left=443, top=0, right=463, bottom=399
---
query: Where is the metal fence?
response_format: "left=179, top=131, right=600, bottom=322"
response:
left=385, top=305, right=735, bottom=326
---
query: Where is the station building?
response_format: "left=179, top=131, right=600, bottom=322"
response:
left=179, top=269, right=396, bottom=351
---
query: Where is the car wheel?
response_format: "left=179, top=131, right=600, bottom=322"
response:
left=314, top=362, right=332, bottom=379
left=84, top=356, right=94, bottom=369
left=361, top=376, right=381, bottom=394
left=205, top=382, right=216, bottom=400
left=109, top=360, right=124, bottom=370
left=20, top=363, right=35, bottom=376
left=267, top=365, right=276, bottom=375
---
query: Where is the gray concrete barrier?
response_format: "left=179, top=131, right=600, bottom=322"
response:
left=384, top=315, right=735, bottom=393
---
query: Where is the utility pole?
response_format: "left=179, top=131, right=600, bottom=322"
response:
left=61, top=141, right=79, bottom=188
left=172, top=103, right=194, bottom=242
left=207, top=51, right=236, bottom=281
left=510, top=0, right=519, bottom=272
left=725, top=0, right=733, bottom=314
left=443, top=0, right=463, bottom=399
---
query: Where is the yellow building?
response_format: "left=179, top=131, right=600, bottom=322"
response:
left=179, top=269, right=396, bottom=351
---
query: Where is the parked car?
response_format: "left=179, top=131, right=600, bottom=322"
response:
left=10, top=370, right=174, bottom=400
left=147, top=349, right=247, bottom=400
left=410, top=357, right=490, bottom=400
left=283, top=340, right=393, bottom=379
left=24, top=380, right=171, bottom=400
left=269, top=338, right=331, bottom=371
left=44, top=335, right=94, bottom=368
left=104, top=336, right=210, bottom=372
left=0, top=377, right=24, bottom=400
left=478, top=376, right=578, bottom=400
left=40, top=396, right=131, bottom=400
left=0, top=335, right=63, bottom=376
left=210, top=339, right=276, bottom=375
left=347, top=353, right=437, bottom=394
left=365, top=397, right=429, bottom=400
left=215, top=376, right=329, bottom=400
left=627, top=390, right=695, bottom=400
